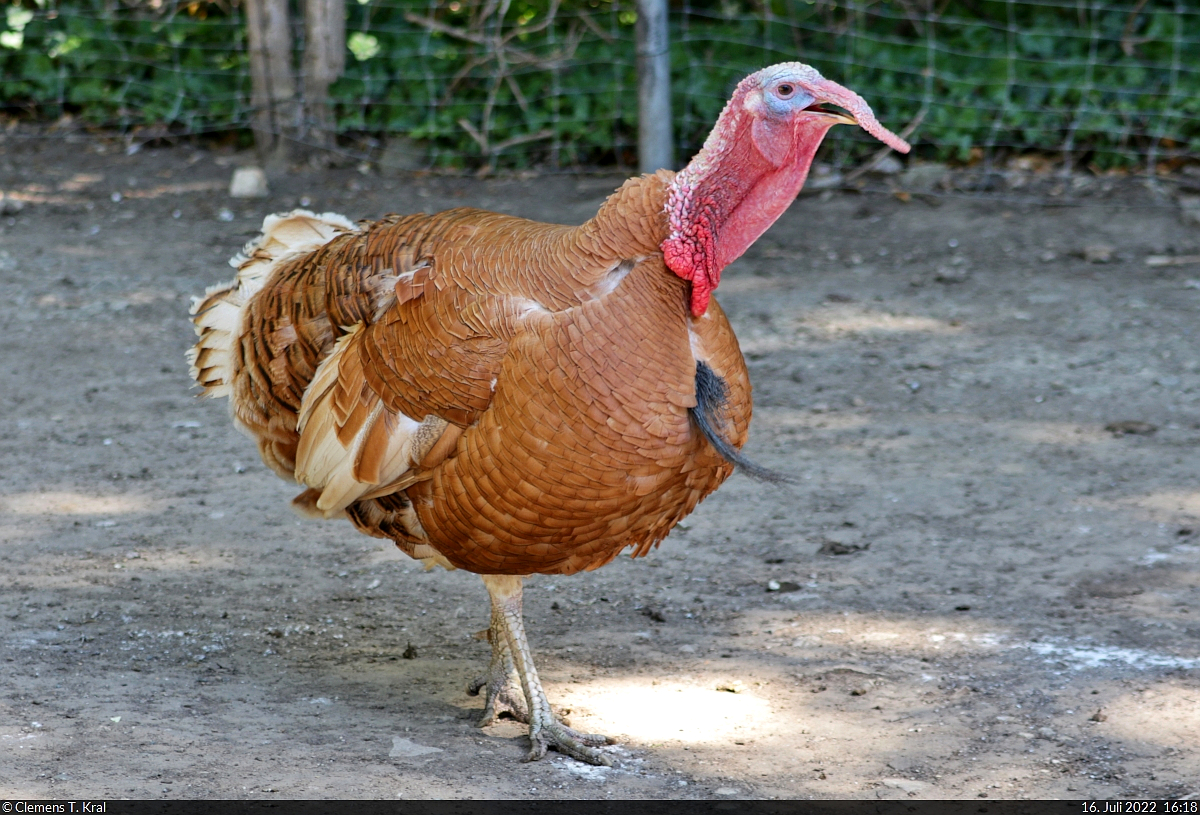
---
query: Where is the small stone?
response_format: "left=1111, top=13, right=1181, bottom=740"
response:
left=0, top=192, right=26, bottom=215
left=870, top=155, right=904, bottom=175
left=1082, top=244, right=1114, bottom=263
left=1105, top=420, right=1157, bottom=436
left=934, top=265, right=969, bottom=283
left=805, top=170, right=844, bottom=192
left=716, top=680, right=744, bottom=693
left=899, top=163, right=949, bottom=192
left=639, top=606, right=666, bottom=622
left=714, top=787, right=740, bottom=796
left=229, top=166, right=269, bottom=198
left=817, top=540, right=869, bottom=556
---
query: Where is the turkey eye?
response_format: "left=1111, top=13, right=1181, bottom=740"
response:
left=776, top=83, right=796, bottom=99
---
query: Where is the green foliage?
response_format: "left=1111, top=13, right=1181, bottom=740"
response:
left=0, top=0, right=247, bottom=131
left=1, top=0, right=1197, bottom=168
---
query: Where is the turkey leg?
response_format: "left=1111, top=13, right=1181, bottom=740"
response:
left=479, top=574, right=613, bottom=765
left=468, top=601, right=530, bottom=726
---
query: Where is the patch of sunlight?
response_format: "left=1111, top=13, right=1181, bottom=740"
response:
left=863, top=437, right=919, bottom=453
left=755, top=407, right=869, bottom=431
left=737, top=335, right=803, bottom=354
left=53, top=244, right=107, bottom=258
left=774, top=612, right=1012, bottom=655
left=1122, top=491, right=1200, bottom=521
left=58, top=173, right=104, bottom=192
left=718, top=276, right=784, bottom=294
left=558, top=680, right=773, bottom=744
left=807, top=309, right=960, bottom=336
left=7, top=547, right=234, bottom=590
left=846, top=628, right=1005, bottom=651
left=123, top=180, right=223, bottom=200
left=0, top=491, right=151, bottom=516
left=1102, top=683, right=1200, bottom=749
left=860, top=632, right=901, bottom=642
left=1001, top=421, right=1111, bottom=446
left=126, top=290, right=178, bottom=305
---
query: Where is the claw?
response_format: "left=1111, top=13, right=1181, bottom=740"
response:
left=529, top=721, right=614, bottom=766
left=472, top=677, right=529, bottom=727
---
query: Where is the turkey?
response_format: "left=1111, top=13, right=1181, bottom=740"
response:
left=188, top=62, right=909, bottom=765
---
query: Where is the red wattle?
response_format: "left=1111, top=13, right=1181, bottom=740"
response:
left=662, top=190, right=723, bottom=315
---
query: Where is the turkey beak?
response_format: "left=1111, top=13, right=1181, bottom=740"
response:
left=808, top=78, right=911, bottom=154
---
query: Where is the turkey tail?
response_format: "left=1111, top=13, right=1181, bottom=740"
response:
left=187, top=209, right=357, bottom=398
left=690, top=361, right=792, bottom=484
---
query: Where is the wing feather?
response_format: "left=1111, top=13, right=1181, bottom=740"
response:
left=293, top=324, right=460, bottom=518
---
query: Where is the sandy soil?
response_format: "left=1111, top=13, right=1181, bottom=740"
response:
left=2, top=136, right=1199, bottom=801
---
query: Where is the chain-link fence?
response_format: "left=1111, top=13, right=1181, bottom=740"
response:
left=2, top=0, right=1198, bottom=176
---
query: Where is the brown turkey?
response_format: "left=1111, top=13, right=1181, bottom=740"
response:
left=188, top=62, right=909, bottom=765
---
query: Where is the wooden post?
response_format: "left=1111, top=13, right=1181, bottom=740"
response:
left=245, top=0, right=297, bottom=168
left=303, top=0, right=346, bottom=148
left=635, top=0, right=673, bottom=173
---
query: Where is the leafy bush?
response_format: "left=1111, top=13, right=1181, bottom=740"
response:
left=1, top=0, right=1196, bottom=168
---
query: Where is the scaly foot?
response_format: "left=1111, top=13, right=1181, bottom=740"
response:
left=527, top=716, right=613, bottom=765
left=468, top=620, right=529, bottom=726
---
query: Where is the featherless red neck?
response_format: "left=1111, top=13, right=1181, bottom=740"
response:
left=662, top=62, right=910, bottom=315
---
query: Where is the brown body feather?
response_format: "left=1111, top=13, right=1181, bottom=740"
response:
left=190, top=170, right=750, bottom=576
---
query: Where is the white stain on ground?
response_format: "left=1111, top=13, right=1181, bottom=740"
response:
left=1023, top=640, right=1199, bottom=671
left=557, top=759, right=611, bottom=781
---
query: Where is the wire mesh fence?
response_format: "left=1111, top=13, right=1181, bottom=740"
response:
left=2, top=0, right=1198, bottom=177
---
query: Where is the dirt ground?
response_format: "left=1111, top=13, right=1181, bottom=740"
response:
left=2, top=134, right=1199, bottom=801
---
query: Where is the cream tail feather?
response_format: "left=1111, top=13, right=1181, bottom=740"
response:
left=188, top=208, right=452, bottom=534
left=187, top=209, right=356, bottom=399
